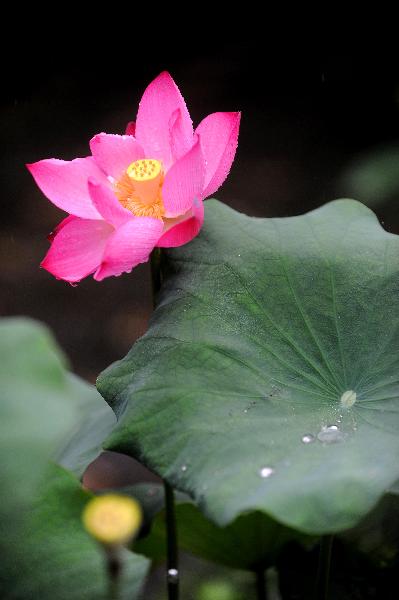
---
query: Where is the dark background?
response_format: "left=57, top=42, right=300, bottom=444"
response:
left=1, top=23, right=399, bottom=428
left=1, top=21, right=399, bottom=597
left=2, top=30, right=399, bottom=382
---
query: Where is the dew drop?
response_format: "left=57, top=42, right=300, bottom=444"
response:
left=317, top=425, right=344, bottom=444
left=259, top=466, right=274, bottom=478
left=181, top=464, right=187, bottom=472
left=301, top=434, right=315, bottom=444
left=167, top=568, right=179, bottom=584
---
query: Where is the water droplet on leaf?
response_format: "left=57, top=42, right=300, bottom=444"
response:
left=259, top=466, right=274, bottom=478
left=167, top=568, right=179, bottom=584
left=317, top=425, right=344, bottom=443
left=302, top=434, right=315, bottom=444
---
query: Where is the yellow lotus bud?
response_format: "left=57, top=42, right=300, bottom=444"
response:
left=82, top=494, right=142, bottom=545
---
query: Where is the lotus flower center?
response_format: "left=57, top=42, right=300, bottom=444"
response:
left=127, top=158, right=162, bottom=181
left=114, top=159, right=165, bottom=219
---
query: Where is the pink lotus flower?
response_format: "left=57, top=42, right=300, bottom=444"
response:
left=27, top=72, right=240, bottom=282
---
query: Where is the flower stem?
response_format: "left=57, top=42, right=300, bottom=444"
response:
left=315, top=535, right=334, bottom=600
left=164, top=480, right=179, bottom=600
left=150, top=247, right=162, bottom=304
left=106, top=549, right=121, bottom=600
left=149, top=250, right=179, bottom=600
left=255, top=568, right=267, bottom=600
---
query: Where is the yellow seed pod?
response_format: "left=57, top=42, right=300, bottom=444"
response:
left=82, top=494, right=142, bottom=545
left=127, top=159, right=162, bottom=182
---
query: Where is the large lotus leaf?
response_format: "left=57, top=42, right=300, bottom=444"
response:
left=0, top=317, right=80, bottom=530
left=2, top=464, right=149, bottom=600
left=389, top=480, right=399, bottom=494
left=56, top=374, right=116, bottom=478
left=0, top=318, right=147, bottom=598
left=120, top=484, right=314, bottom=570
left=98, top=199, right=399, bottom=534
left=0, top=317, right=114, bottom=523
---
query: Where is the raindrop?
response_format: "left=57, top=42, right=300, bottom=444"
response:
left=181, top=464, right=187, bottom=472
left=259, top=466, right=274, bottom=478
left=301, top=434, right=315, bottom=444
left=167, top=568, right=179, bottom=584
left=317, top=425, right=344, bottom=444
